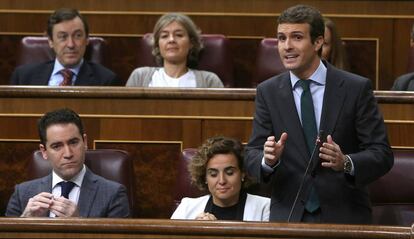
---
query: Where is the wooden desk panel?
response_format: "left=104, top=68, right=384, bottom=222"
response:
left=0, top=87, right=413, bottom=218
left=0, top=218, right=411, bottom=239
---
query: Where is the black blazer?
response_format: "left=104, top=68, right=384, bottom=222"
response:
left=391, top=72, right=414, bottom=91
left=245, top=61, right=393, bottom=224
left=10, top=60, right=120, bottom=86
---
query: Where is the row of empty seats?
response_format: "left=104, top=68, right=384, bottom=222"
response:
left=27, top=147, right=414, bottom=226
left=17, top=35, right=285, bottom=87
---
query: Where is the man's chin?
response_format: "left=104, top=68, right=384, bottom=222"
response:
left=283, top=65, right=297, bottom=71
left=59, top=168, right=81, bottom=180
left=61, top=59, right=81, bottom=68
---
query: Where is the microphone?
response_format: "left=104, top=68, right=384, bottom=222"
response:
left=287, top=130, right=325, bottom=222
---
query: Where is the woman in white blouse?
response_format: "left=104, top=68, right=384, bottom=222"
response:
left=171, top=136, right=270, bottom=221
left=126, top=13, right=223, bottom=88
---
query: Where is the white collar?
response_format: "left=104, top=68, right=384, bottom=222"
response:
left=51, top=58, right=83, bottom=77
left=52, top=164, right=86, bottom=188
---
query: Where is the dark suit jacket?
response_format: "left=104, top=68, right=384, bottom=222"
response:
left=391, top=72, right=414, bottom=91
left=10, top=60, right=120, bottom=86
left=245, top=61, right=393, bottom=224
left=5, top=167, right=130, bottom=218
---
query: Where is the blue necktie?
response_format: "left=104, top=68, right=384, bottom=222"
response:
left=60, top=181, right=76, bottom=199
left=298, top=79, right=320, bottom=213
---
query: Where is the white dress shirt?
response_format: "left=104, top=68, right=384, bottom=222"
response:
left=49, top=165, right=86, bottom=217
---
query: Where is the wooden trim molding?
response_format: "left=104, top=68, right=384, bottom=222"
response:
left=0, top=218, right=411, bottom=238
left=93, top=140, right=183, bottom=151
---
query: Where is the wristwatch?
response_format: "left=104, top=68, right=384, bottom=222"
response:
left=343, top=155, right=352, bottom=174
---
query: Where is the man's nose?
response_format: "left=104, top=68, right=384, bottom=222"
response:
left=62, top=145, right=73, bottom=158
left=284, top=38, right=293, bottom=49
left=66, top=36, right=75, bottom=48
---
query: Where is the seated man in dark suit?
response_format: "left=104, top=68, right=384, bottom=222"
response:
left=391, top=23, right=414, bottom=91
left=5, top=108, right=130, bottom=217
left=10, top=8, right=119, bottom=86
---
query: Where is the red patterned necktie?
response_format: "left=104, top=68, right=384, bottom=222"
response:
left=59, top=68, right=74, bottom=86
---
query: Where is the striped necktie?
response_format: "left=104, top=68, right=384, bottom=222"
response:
left=59, top=68, right=74, bottom=86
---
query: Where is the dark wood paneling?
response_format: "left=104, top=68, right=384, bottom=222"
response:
left=104, top=37, right=139, bottom=86
left=379, top=103, right=414, bottom=120
left=231, top=38, right=261, bottom=88
left=203, top=120, right=253, bottom=144
left=0, top=36, right=20, bottom=86
left=344, top=39, right=377, bottom=88
left=386, top=123, right=414, bottom=149
left=97, top=118, right=202, bottom=149
left=0, top=141, right=39, bottom=216
left=0, top=117, right=38, bottom=138
left=393, top=18, right=414, bottom=82
left=95, top=142, right=181, bottom=218
left=2, top=0, right=414, bottom=15
left=330, top=17, right=393, bottom=89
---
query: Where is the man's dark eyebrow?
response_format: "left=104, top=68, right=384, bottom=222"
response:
left=72, top=29, right=84, bottom=34
left=49, top=141, right=63, bottom=147
left=291, top=31, right=305, bottom=35
left=224, top=166, right=237, bottom=170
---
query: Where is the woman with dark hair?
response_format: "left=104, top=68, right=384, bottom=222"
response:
left=171, top=136, right=270, bottom=221
left=126, top=13, right=223, bottom=88
left=322, top=17, right=349, bottom=70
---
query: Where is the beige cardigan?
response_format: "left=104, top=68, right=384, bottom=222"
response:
left=125, top=67, right=224, bottom=88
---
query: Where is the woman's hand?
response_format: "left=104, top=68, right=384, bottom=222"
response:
left=195, top=212, right=217, bottom=220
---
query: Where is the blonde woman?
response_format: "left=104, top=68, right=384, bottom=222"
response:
left=126, top=13, right=223, bottom=88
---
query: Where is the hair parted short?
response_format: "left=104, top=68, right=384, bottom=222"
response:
left=38, top=108, right=85, bottom=147
left=47, top=8, right=89, bottom=40
left=151, top=12, right=202, bottom=68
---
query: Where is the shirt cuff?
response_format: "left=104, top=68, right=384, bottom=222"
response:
left=261, top=156, right=280, bottom=174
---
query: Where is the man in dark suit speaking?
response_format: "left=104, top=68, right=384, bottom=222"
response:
left=245, top=4, right=393, bottom=224
left=10, top=8, right=119, bottom=86
left=5, top=108, right=130, bottom=217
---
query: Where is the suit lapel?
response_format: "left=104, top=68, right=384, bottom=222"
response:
left=319, top=64, right=346, bottom=136
left=77, top=168, right=98, bottom=217
left=41, top=174, right=53, bottom=192
left=275, top=74, right=310, bottom=160
left=33, top=61, right=54, bottom=85
left=75, top=62, right=93, bottom=86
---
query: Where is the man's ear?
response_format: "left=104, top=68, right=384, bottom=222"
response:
left=39, top=144, right=48, bottom=160
left=47, top=37, right=54, bottom=49
left=314, top=36, right=324, bottom=52
left=83, top=133, right=88, bottom=150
